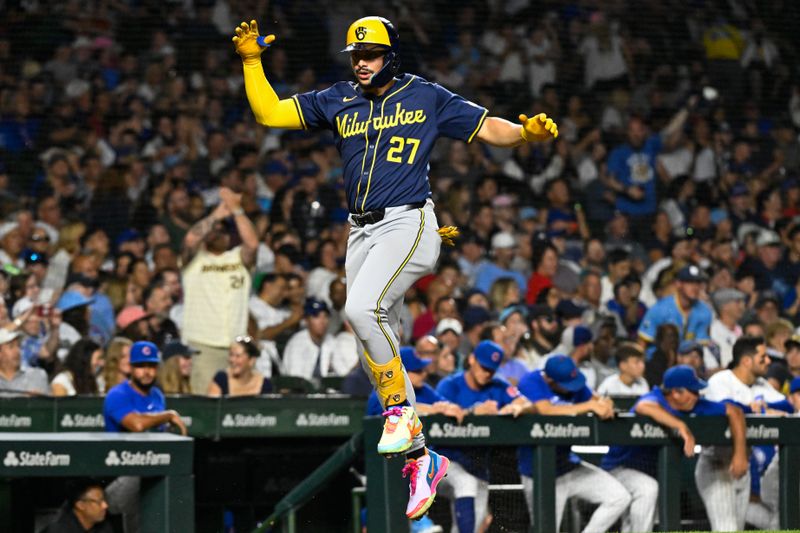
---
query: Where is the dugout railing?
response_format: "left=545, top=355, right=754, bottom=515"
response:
left=363, top=414, right=800, bottom=533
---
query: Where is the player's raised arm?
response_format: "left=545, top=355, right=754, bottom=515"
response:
left=475, top=112, right=559, bottom=147
left=233, top=20, right=304, bottom=129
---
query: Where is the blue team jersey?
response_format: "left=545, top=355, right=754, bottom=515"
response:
left=435, top=371, right=518, bottom=480
left=638, top=294, right=712, bottom=355
left=365, top=384, right=444, bottom=416
left=103, top=381, right=166, bottom=432
left=294, top=74, right=487, bottom=212
left=516, top=369, right=593, bottom=477
left=601, top=387, right=726, bottom=475
left=606, top=135, right=661, bottom=216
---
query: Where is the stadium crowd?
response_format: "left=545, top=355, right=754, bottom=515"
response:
left=2, top=0, right=800, bottom=530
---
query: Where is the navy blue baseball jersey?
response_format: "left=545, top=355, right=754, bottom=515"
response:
left=516, top=369, right=593, bottom=477
left=293, top=74, right=488, bottom=212
left=601, top=387, right=726, bottom=476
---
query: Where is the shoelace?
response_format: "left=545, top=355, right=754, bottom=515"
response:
left=382, top=406, right=404, bottom=418
left=402, top=459, right=420, bottom=494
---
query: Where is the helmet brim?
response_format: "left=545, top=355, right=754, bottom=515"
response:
left=341, top=43, right=391, bottom=53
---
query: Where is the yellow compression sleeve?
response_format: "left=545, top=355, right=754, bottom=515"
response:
left=242, top=61, right=304, bottom=129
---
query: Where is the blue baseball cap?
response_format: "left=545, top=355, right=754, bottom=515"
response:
left=572, top=325, right=593, bottom=347
left=663, top=364, right=707, bottom=391
left=678, top=340, right=703, bottom=356
left=463, top=306, right=491, bottom=330
left=400, top=346, right=432, bottom=373
left=129, top=341, right=161, bottom=365
left=544, top=354, right=586, bottom=392
left=56, top=291, right=94, bottom=312
left=473, top=340, right=504, bottom=372
left=498, top=304, right=527, bottom=325
left=790, top=376, right=800, bottom=394
left=304, top=298, right=329, bottom=316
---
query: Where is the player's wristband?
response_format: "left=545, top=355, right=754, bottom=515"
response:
left=519, top=126, right=531, bottom=143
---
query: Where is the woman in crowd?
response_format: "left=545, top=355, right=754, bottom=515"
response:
left=51, top=339, right=103, bottom=396
left=100, top=337, right=132, bottom=393
left=158, top=342, right=195, bottom=395
left=207, top=336, right=272, bottom=397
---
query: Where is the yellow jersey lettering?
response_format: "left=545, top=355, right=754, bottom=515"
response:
left=337, top=102, right=426, bottom=139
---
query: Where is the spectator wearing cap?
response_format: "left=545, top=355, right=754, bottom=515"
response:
left=103, top=341, right=186, bottom=533
left=601, top=364, right=747, bottom=533
left=597, top=342, right=649, bottom=396
left=676, top=340, right=707, bottom=375
left=207, top=336, right=272, bottom=396
left=638, top=265, right=712, bottom=358
left=516, top=354, right=629, bottom=532
left=116, top=306, right=152, bottom=343
left=13, top=296, right=60, bottom=371
left=739, top=229, right=785, bottom=293
left=282, top=298, right=349, bottom=381
left=554, top=298, right=586, bottom=328
left=525, top=241, right=558, bottom=305
left=418, top=332, right=456, bottom=388
left=754, top=290, right=781, bottom=328
left=473, top=231, right=526, bottom=295
left=56, top=291, right=95, bottom=361
left=544, top=324, right=599, bottom=388
left=639, top=233, right=696, bottom=307
left=366, top=346, right=463, bottom=420
left=181, top=187, right=259, bottom=392
left=519, top=304, right=561, bottom=368
left=249, top=273, right=303, bottom=378
left=458, top=306, right=491, bottom=361
left=0, top=221, right=24, bottom=269
left=51, top=339, right=104, bottom=397
left=435, top=340, right=527, bottom=533
left=43, top=478, right=112, bottom=533
left=0, top=328, right=48, bottom=396
left=66, top=272, right=114, bottom=346
left=158, top=341, right=198, bottom=395
left=710, top=288, right=747, bottom=370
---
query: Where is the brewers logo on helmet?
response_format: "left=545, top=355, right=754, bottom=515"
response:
left=341, top=16, right=400, bottom=88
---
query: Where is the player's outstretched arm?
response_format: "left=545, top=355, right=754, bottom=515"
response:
left=635, top=400, right=695, bottom=457
left=475, top=113, right=558, bottom=147
left=233, top=20, right=304, bottom=129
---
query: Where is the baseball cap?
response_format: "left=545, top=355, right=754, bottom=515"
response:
left=729, top=182, right=749, bottom=197
left=115, top=228, right=143, bottom=247
left=676, top=265, right=707, bottom=283
left=677, top=340, right=702, bottom=356
left=56, top=291, right=94, bottom=312
left=711, top=288, right=746, bottom=310
left=400, top=346, right=432, bottom=373
left=571, top=325, right=593, bottom=347
left=756, top=230, right=781, bottom=247
left=498, top=304, right=527, bottom=325
left=129, top=341, right=160, bottom=365
left=473, top=340, right=504, bottom=372
left=463, top=306, right=491, bottom=330
left=162, top=341, right=200, bottom=361
left=491, top=232, right=516, bottom=250
left=66, top=272, right=99, bottom=289
left=756, top=290, right=781, bottom=309
left=435, top=318, right=463, bottom=336
left=519, top=206, right=539, bottom=221
left=0, top=329, right=21, bottom=345
left=116, top=305, right=151, bottom=330
left=555, top=299, right=585, bottom=320
left=528, top=304, right=555, bottom=321
left=544, top=354, right=586, bottom=392
left=790, top=376, right=800, bottom=394
left=304, top=298, right=329, bottom=316
left=663, top=364, right=707, bottom=391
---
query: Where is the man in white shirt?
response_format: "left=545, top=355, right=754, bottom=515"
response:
left=709, top=288, right=746, bottom=371
left=249, top=273, right=302, bottom=377
left=282, top=299, right=354, bottom=381
left=704, top=336, right=785, bottom=531
left=597, top=342, right=649, bottom=396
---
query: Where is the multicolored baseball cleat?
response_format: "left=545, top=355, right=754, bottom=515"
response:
left=403, top=449, right=449, bottom=520
left=377, top=406, right=422, bottom=456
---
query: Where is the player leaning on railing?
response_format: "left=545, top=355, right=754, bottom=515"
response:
left=233, top=15, right=558, bottom=520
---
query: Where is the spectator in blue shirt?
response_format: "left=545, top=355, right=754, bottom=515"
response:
left=601, top=365, right=747, bottom=533
left=606, top=116, right=661, bottom=219
left=435, top=340, right=526, bottom=533
left=516, top=355, right=630, bottom=533
left=639, top=265, right=713, bottom=357
left=473, top=232, right=527, bottom=294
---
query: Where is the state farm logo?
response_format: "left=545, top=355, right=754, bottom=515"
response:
left=295, top=413, right=350, bottom=427
left=0, top=414, right=32, bottom=428
left=427, top=422, right=490, bottom=439
left=60, top=413, right=104, bottom=428
left=530, top=423, right=591, bottom=439
left=630, top=423, right=668, bottom=439
left=221, top=413, right=277, bottom=428
left=725, top=425, right=779, bottom=440
left=105, top=450, right=170, bottom=467
left=3, top=450, right=70, bottom=467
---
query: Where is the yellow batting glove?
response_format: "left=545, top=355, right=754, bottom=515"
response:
left=519, top=113, right=558, bottom=142
left=232, top=20, right=276, bottom=65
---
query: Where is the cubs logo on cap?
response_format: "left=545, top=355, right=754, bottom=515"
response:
left=129, top=341, right=161, bottom=365
left=473, top=340, right=504, bottom=372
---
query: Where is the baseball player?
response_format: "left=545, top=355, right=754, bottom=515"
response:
left=435, top=340, right=528, bottom=533
left=516, top=355, right=631, bottom=533
left=601, top=365, right=748, bottom=532
left=233, top=16, right=558, bottom=519
left=703, top=336, right=786, bottom=531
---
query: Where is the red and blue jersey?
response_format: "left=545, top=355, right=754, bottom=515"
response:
left=294, top=74, right=487, bottom=212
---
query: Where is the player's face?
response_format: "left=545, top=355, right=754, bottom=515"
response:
left=75, top=487, right=108, bottom=525
left=130, top=363, right=158, bottom=391
left=350, top=48, right=385, bottom=87
left=670, top=388, right=699, bottom=411
left=750, top=344, right=770, bottom=376
left=468, top=356, right=494, bottom=387
left=678, top=280, right=702, bottom=302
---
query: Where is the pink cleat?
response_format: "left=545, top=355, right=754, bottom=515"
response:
left=403, top=449, right=449, bottom=520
